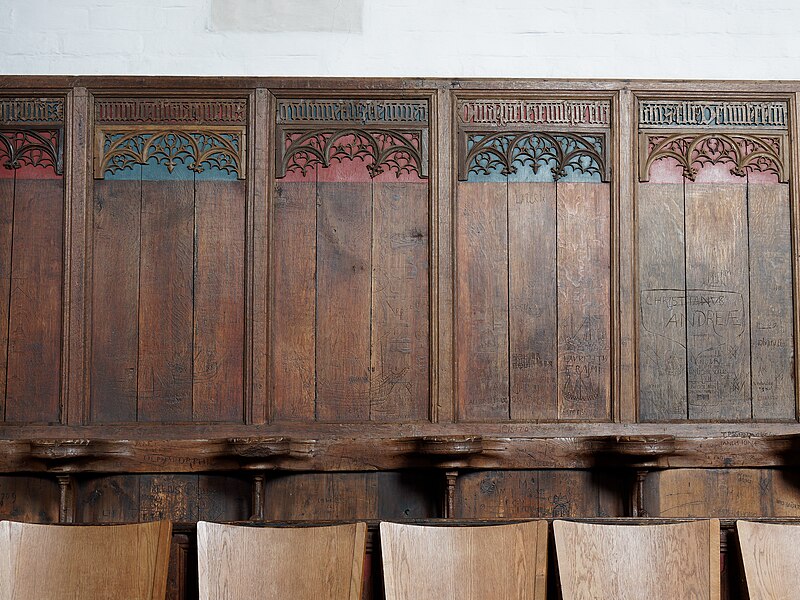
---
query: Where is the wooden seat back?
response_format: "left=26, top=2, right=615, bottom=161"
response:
left=380, top=521, right=548, bottom=600
left=0, top=520, right=172, bottom=600
left=737, top=520, right=800, bottom=599
left=553, top=519, right=720, bottom=600
left=197, top=521, right=367, bottom=600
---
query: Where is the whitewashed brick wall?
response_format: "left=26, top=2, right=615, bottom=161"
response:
left=2, top=0, right=800, bottom=79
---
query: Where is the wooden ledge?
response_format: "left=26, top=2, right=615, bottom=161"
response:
left=28, top=439, right=133, bottom=471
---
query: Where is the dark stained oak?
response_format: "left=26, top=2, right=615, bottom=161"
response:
left=315, top=174, right=373, bottom=422
left=90, top=177, right=142, bottom=423
left=380, top=521, right=547, bottom=600
left=369, top=179, right=429, bottom=422
left=4, top=178, right=63, bottom=423
left=197, top=521, right=367, bottom=600
left=270, top=177, right=317, bottom=421
left=0, top=520, right=172, bottom=600
left=137, top=179, right=194, bottom=422
left=192, top=179, right=246, bottom=422
left=0, top=176, right=12, bottom=421
left=456, top=181, right=510, bottom=421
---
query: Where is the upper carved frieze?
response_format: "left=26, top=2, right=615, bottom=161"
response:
left=275, top=97, right=429, bottom=179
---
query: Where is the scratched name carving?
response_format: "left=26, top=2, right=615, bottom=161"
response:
left=94, top=126, right=246, bottom=179
left=639, top=100, right=787, bottom=128
left=461, top=131, right=609, bottom=182
left=0, top=129, right=63, bottom=174
left=277, top=99, right=428, bottom=124
left=639, top=132, right=788, bottom=182
left=95, top=98, right=247, bottom=124
left=459, top=100, right=610, bottom=127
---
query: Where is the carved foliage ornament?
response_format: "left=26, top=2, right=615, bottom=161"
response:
left=94, top=127, right=246, bottom=179
left=640, top=132, right=788, bottom=182
left=460, top=131, right=609, bottom=182
left=0, top=129, right=63, bottom=174
left=278, top=128, right=427, bottom=179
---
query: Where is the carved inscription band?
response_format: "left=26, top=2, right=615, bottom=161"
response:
left=639, top=100, right=788, bottom=129
left=95, top=99, right=247, bottom=125
left=458, top=100, right=610, bottom=127
left=277, top=99, right=428, bottom=124
left=0, top=98, right=64, bottom=124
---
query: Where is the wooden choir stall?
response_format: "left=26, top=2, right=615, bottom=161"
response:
left=1, top=77, right=800, bottom=598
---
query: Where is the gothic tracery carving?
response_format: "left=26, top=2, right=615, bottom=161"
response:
left=460, top=131, right=609, bottom=182
left=0, top=129, right=62, bottom=174
left=278, top=128, right=426, bottom=179
left=94, top=127, right=246, bottom=179
left=639, top=132, right=788, bottom=182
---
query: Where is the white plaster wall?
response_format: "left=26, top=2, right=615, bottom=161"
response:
left=2, top=0, right=800, bottom=79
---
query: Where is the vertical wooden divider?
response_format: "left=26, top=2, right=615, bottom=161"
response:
left=435, top=88, right=451, bottom=424
left=66, top=86, right=89, bottom=425
left=617, top=89, right=636, bottom=423
left=0, top=174, right=12, bottom=420
left=251, top=88, right=271, bottom=425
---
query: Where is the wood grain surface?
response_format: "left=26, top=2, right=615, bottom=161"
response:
left=737, top=520, right=800, bottom=599
left=0, top=519, right=171, bottom=600
left=380, top=521, right=547, bottom=600
left=553, top=519, right=720, bottom=599
left=197, top=521, right=366, bottom=600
